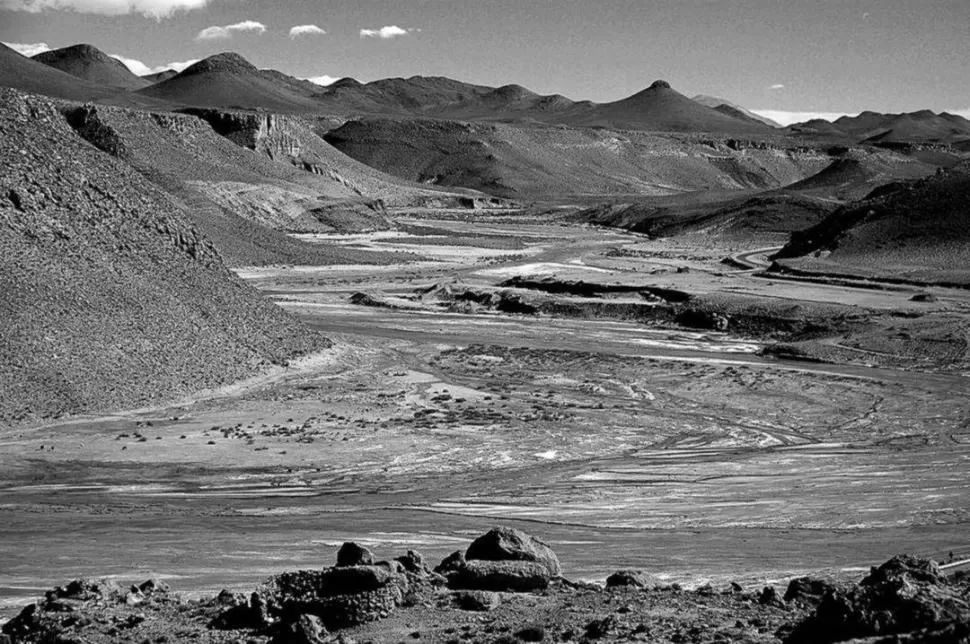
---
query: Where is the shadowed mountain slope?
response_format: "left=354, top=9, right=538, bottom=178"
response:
left=0, top=88, right=328, bottom=424
left=325, top=118, right=831, bottom=198
left=0, top=42, right=114, bottom=102
left=775, top=161, right=970, bottom=284
left=833, top=110, right=970, bottom=145
left=577, top=192, right=837, bottom=241
left=32, top=44, right=150, bottom=90
left=785, top=149, right=936, bottom=200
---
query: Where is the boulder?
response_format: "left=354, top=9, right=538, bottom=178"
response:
left=435, top=550, right=466, bottom=575
left=336, top=542, right=375, bottom=567
left=605, top=570, right=658, bottom=589
left=447, top=560, right=551, bottom=592
left=465, top=527, right=561, bottom=576
left=758, top=586, right=784, bottom=607
left=453, top=590, right=500, bottom=612
left=784, top=577, right=840, bottom=606
left=285, top=614, right=328, bottom=644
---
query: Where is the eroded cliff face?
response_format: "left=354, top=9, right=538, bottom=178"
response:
left=186, top=109, right=369, bottom=189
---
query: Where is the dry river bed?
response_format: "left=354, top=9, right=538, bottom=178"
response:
left=1, top=212, right=969, bottom=620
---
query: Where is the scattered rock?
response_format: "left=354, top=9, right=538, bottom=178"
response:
left=453, top=590, right=500, bottom=612
left=435, top=550, right=466, bottom=575
left=285, top=613, right=329, bottom=644
left=786, top=555, right=970, bottom=643
left=784, top=577, right=840, bottom=606
left=585, top=615, right=617, bottom=639
left=605, top=570, right=658, bottom=589
left=758, top=586, right=784, bottom=607
left=395, top=550, right=425, bottom=573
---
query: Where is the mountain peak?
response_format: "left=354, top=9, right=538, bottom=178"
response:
left=649, top=80, right=672, bottom=90
left=181, top=53, right=257, bottom=76
left=35, top=44, right=111, bottom=62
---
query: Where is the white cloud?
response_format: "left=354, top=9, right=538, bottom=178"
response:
left=289, top=24, right=326, bottom=38
left=359, top=25, right=415, bottom=39
left=195, top=20, right=267, bottom=41
left=0, top=0, right=212, bottom=19
left=110, top=54, right=199, bottom=76
left=2, top=41, right=52, bottom=56
left=303, top=75, right=338, bottom=86
left=110, top=54, right=153, bottom=75
left=770, top=84, right=785, bottom=90
left=751, top=110, right=859, bottom=127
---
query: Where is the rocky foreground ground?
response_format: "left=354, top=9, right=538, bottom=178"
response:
left=3, top=527, right=968, bottom=644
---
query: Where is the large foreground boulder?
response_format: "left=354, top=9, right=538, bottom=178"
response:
left=785, top=555, right=970, bottom=643
left=441, top=527, right=561, bottom=592
left=465, top=527, right=561, bottom=576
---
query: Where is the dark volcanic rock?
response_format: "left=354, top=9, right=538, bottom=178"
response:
left=395, top=550, right=426, bottom=573
left=435, top=550, right=467, bottom=575
left=465, top=527, right=561, bottom=576
left=786, top=555, right=970, bottom=643
left=784, top=577, right=842, bottom=607
left=336, top=542, right=375, bottom=567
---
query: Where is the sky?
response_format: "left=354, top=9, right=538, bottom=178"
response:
left=2, top=0, right=969, bottom=124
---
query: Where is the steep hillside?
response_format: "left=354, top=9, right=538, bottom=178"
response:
left=693, top=95, right=782, bottom=128
left=32, top=44, right=150, bottom=90
left=0, top=42, right=113, bottom=102
left=137, top=53, right=323, bottom=112
left=775, top=162, right=970, bottom=284
left=61, top=103, right=490, bottom=263
left=0, top=88, right=328, bottom=423
left=325, top=118, right=831, bottom=198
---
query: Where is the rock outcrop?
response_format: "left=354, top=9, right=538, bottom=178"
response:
left=786, top=555, right=970, bottom=643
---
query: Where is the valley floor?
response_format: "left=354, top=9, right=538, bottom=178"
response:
left=1, top=210, right=969, bottom=620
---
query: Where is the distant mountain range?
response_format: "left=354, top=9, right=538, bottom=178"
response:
left=0, top=43, right=774, bottom=136
left=3, top=41, right=969, bottom=147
